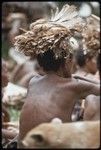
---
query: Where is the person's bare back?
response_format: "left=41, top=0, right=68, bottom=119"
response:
left=13, top=4, right=100, bottom=148
left=19, top=75, right=74, bottom=141
left=19, top=73, right=99, bottom=146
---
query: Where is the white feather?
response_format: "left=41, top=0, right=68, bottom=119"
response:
left=51, top=4, right=70, bottom=21
left=51, top=7, right=59, bottom=20
left=54, top=7, right=59, bottom=17
left=49, top=4, right=85, bottom=30
left=51, top=9, right=55, bottom=20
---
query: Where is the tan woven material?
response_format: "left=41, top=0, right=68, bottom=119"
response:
left=82, top=14, right=100, bottom=55
left=14, top=4, right=85, bottom=59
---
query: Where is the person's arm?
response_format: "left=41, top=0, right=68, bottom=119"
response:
left=72, top=80, right=100, bottom=99
left=73, top=75, right=99, bottom=84
left=18, top=72, right=34, bottom=88
left=10, top=64, right=23, bottom=82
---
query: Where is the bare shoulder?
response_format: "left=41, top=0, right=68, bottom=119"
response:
left=68, top=78, right=100, bottom=99
left=29, top=74, right=43, bottom=86
left=69, top=77, right=94, bottom=88
left=54, top=77, right=82, bottom=89
left=64, top=77, right=82, bottom=88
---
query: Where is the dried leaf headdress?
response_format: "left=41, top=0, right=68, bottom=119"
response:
left=14, top=4, right=85, bottom=59
left=82, top=14, right=100, bottom=55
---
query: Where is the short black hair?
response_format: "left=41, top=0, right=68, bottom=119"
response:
left=36, top=49, right=65, bottom=72
left=75, top=50, right=95, bottom=67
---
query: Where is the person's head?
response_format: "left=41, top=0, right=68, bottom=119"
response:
left=14, top=4, right=84, bottom=78
left=75, top=50, right=97, bottom=74
left=36, top=49, right=73, bottom=77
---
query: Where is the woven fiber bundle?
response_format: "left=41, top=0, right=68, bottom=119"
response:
left=82, top=14, right=100, bottom=55
left=14, top=4, right=85, bottom=59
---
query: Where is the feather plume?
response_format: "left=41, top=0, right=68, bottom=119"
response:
left=50, top=4, right=85, bottom=30
left=51, top=4, right=70, bottom=21
left=51, top=7, right=59, bottom=20
left=14, top=4, right=85, bottom=59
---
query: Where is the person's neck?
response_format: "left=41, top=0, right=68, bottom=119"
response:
left=76, top=67, right=89, bottom=74
left=81, top=67, right=90, bottom=74
left=45, top=69, right=71, bottom=78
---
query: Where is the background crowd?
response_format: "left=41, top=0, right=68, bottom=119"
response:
left=2, top=2, right=100, bottom=148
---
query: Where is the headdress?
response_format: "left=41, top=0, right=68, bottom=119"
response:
left=14, top=4, right=85, bottom=59
left=82, top=14, right=100, bottom=55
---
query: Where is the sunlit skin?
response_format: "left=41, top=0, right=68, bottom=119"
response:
left=74, top=55, right=98, bottom=76
left=74, top=53, right=100, bottom=121
left=18, top=58, right=100, bottom=148
left=83, top=73, right=100, bottom=121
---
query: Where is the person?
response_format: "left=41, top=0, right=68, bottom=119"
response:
left=83, top=52, right=100, bottom=121
left=2, top=59, right=10, bottom=123
left=2, top=59, right=14, bottom=146
left=73, top=12, right=100, bottom=79
left=10, top=58, right=37, bottom=87
left=72, top=13, right=100, bottom=121
left=2, top=59, right=19, bottom=148
left=14, top=4, right=100, bottom=148
left=74, top=50, right=98, bottom=77
left=71, top=50, right=99, bottom=121
left=73, top=52, right=100, bottom=121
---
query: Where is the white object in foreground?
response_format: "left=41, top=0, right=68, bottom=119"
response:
left=22, top=121, right=100, bottom=148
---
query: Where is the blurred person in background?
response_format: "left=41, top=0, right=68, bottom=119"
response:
left=74, top=50, right=98, bottom=78
left=83, top=52, right=100, bottom=121
left=2, top=59, right=16, bottom=147
left=71, top=12, right=100, bottom=121
left=2, top=59, right=10, bottom=123
left=71, top=50, right=99, bottom=122
left=2, top=2, right=57, bottom=87
left=6, top=13, right=45, bottom=88
left=72, top=50, right=100, bottom=121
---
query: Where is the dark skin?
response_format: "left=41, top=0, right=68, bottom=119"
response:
left=84, top=95, right=100, bottom=120
left=10, top=60, right=35, bottom=84
left=83, top=71, right=100, bottom=121
left=73, top=53, right=100, bottom=121
left=17, top=60, right=45, bottom=88
left=75, top=55, right=98, bottom=75
left=74, top=54, right=100, bottom=121
left=18, top=59, right=100, bottom=147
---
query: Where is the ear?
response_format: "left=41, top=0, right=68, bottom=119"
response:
left=31, top=134, right=44, bottom=143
